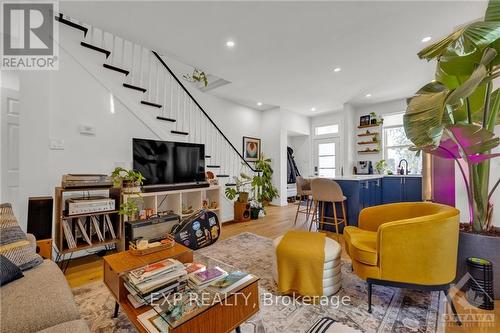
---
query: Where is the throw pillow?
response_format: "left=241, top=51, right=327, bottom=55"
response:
left=0, top=254, right=23, bottom=286
left=0, top=203, right=43, bottom=271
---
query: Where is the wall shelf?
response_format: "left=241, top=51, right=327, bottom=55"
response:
left=357, top=124, right=381, bottom=129
left=358, top=150, right=380, bottom=154
left=357, top=132, right=379, bottom=137
left=358, top=142, right=379, bottom=145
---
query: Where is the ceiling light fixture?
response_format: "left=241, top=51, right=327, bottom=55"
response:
left=257, top=102, right=262, bottom=106
left=365, top=94, right=372, bottom=98
left=311, top=107, right=316, bottom=111
left=421, top=36, right=432, bottom=43
left=226, top=40, right=235, bottom=48
left=333, top=67, right=341, bottom=72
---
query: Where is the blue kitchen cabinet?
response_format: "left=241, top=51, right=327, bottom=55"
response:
left=403, top=177, right=423, bottom=202
left=382, top=176, right=422, bottom=203
left=368, top=178, right=382, bottom=206
left=382, top=177, right=403, bottom=204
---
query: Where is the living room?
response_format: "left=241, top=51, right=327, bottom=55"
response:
left=1, top=1, right=499, bottom=333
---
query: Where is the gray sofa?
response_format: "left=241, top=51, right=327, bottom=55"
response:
left=0, top=235, right=90, bottom=333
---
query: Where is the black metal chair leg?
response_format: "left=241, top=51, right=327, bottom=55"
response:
left=113, top=301, right=119, bottom=318
left=367, top=282, right=373, bottom=313
left=444, top=289, right=462, bottom=326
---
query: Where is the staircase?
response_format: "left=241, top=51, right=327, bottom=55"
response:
left=54, top=13, right=257, bottom=218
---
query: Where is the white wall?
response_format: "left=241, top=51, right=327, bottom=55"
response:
left=13, top=37, right=263, bottom=232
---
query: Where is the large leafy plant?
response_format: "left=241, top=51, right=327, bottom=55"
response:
left=404, top=0, right=500, bottom=232
left=252, top=155, right=279, bottom=203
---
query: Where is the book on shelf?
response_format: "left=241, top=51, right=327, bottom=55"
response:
left=90, top=216, right=105, bottom=241
left=104, top=214, right=116, bottom=239
left=184, top=262, right=205, bottom=275
left=61, top=219, right=76, bottom=248
left=189, top=266, right=227, bottom=288
left=137, top=308, right=169, bottom=333
left=77, top=217, right=92, bottom=245
left=208, top=271, right=253, bottom=293
left=129, top=259, right=184, bottom=283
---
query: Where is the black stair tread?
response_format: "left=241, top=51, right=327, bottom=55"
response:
left=103, top=64, right=129, bottom=76
left=123, top=83, right=147, bottom=93
left=225, top=183, right=236, bottom=186
left=205, top=155, right=211, bottom=158
left=141, top=100, right=162, bottom=108
left=156, top=116, right=176, bottom=122
left=206, top=165, right=220, bottom=168
left=216, top=175, right=230, bottom=178
left=171, top=130, right=189, bottom=135
left=80, top=42, right=111, bottom=58
left=55, top=13, right=88, bottom=37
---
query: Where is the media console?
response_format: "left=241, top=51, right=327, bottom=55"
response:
left=141, top=181, right=210, bottom=193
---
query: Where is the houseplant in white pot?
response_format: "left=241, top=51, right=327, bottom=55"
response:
left=404, top=0, right=500, bottom=298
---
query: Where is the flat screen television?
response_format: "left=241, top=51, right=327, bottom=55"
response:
left=133, top=138, right=206, bottom=186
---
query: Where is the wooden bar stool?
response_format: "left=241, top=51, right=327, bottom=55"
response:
left=309, top=178, right=347, bottom=239
left=293, top=176, right=313, bottom=226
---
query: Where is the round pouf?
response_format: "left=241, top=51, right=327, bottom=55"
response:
left=272, top=235, right=342, bottom=296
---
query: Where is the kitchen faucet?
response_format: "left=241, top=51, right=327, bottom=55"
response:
left=398, top=159, right=409, bottom=175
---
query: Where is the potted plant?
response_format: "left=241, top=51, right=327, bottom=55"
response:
left=375, top=160, right=388, bottom=175
left=249, top=200, right=263, bottom=220
left=110, top=167, right=145, bottom=194
left=369, top=112, right=384, bottom=125
left=118, top=197, right=142, bottom=221
left=224, top=173, right=252, bottom=203
left=183, top=68, right=208, bottom=88
left=404, top=0, right=500, bottom=298
left=252, top=155, right=279, bottom=206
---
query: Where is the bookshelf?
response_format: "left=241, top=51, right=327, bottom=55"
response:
left=54, top=186, right=122, bottom=254
left=121, top=185, right=221, bottom=250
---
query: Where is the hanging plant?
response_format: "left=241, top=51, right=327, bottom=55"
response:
left=183, top=68, right=208, bottom=87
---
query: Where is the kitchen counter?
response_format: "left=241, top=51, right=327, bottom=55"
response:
left=327, top=174, right=421, bottom=181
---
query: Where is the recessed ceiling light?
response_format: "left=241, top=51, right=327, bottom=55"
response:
left=365, top=94, right=372, bottom=98
left=257, top=102, right=262, bottom=106
left=333, top=67, right=341, bottom=72
left=311, top=107, right=316, bottom=111
left=421, top=36, right=432, bottom=43
left=226, top=40, right=235, bottom=48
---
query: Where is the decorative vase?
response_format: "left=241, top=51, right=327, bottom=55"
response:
left=122, top=181, right=141, bottom=194
left=238, top=192, right=249, bottom=203
left=250, top=208, right=260, bottom=220
left=456, top=228, right=500, bottom=300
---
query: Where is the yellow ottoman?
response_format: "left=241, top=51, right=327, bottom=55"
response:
left=272, top=234, right=342, bottom=296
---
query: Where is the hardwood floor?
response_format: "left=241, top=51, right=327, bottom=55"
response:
left=63, top=203, right=498, bottom=332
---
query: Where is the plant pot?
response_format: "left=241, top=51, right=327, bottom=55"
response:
left=250, top=208, right=260, bottom=220
left=456, top=228, right=500, bottom=300
left=238, top=192, right=249, bottom=203
left=262, top=199, right=270, bottom=206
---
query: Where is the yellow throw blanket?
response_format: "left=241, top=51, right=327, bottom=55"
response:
left=276, top=231, right=325, bottom=297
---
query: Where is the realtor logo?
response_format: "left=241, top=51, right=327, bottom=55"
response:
left=1, top=1, right=58, bottom=70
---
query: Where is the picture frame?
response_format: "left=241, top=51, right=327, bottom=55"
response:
left=359, top=115, right=370, bottom=126
left=242, top=136, right=261, bottom=162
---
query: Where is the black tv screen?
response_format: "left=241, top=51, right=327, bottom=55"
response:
left=133, top=139, right=205, bottom=185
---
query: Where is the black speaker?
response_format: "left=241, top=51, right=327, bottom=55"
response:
left=27, top=196, right=53, bottom=240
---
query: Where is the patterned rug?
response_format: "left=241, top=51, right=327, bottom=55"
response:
left=72, top=232, right=444, bottom=333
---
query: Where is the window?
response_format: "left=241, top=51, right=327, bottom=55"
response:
left=315, top=124, right=339, bottom=136
left=383, top=113, right=422, bottom=174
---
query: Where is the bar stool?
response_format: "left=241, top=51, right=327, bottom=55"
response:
left=309, top=178, right=347, bottom=239
left=293, top=176, right=313, bottom=226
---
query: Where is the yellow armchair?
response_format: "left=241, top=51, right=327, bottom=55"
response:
left=344, top=202, right=461, bottom=321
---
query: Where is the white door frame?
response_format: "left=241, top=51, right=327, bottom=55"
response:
left=313, top=137, right=341, bottom=177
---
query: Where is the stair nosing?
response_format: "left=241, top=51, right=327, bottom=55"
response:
left=55, top=14, right=88, bottom=37
left=80, top=42, right=110, bottom=58
left=123, top=83, right=147, bottom=93
left=103, top=64, right=129, bottom=76
left=156, top=116, right=176, bottom=123
left=206, top=165, right=220, bottom=168
left=141, top=100, right=162, bottom=108
left=171, top=130, right=189, bottom=136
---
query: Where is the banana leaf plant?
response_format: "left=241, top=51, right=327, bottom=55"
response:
left=404, top=0, right=500, bottom=232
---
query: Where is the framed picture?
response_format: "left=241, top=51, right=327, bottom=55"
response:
left=242, top=136, right=261, bottom=162
left=360, top=115, right=370, bottom=126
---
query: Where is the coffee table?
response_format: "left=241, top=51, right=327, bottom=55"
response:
left=103, top=243, right=260, bottom=333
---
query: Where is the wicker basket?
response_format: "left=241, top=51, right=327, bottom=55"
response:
left=129, top=235, right=175, bottom=256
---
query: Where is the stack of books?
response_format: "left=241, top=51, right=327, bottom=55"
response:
left=207, top=270, right=253, bottom=293
left=187, top=266, right=228, bottom=290
left=125, top=258, right=187, bottom=308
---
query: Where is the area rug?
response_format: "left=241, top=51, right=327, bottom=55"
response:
left=73, top=232, right=443, bottom=333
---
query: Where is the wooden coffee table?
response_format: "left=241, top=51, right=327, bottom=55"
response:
left=103, top=243, right=260, bottom=333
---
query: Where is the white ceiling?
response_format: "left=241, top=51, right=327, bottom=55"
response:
left=61, top=1, right=488, bottom=115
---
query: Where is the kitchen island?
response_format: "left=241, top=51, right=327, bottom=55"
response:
left=318, top=175, right=422, bottom=232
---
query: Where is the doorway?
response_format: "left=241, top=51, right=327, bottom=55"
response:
left=313, top=138, right=340, bottom=178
